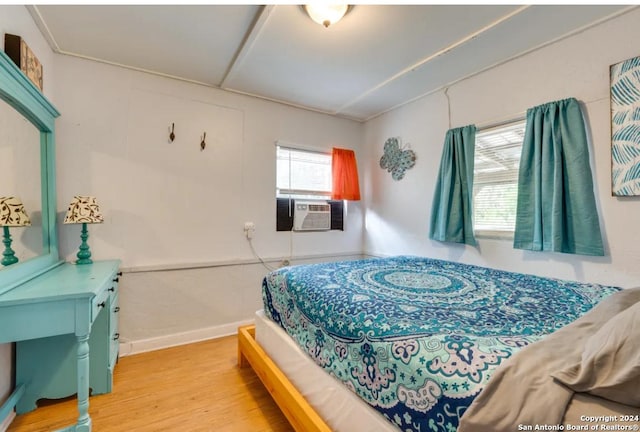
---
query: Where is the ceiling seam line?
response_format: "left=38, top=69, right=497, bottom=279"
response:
left=362, top=4, right=639, bottom=122
left=26, top=5, right=62, bottom=53
left=52, top=50, right=361, bottom=122
left=336, top=4, right=531, bottom=115
left=52, top=50, right=217, bottom=88
left=220, top=5, right=275, bottom=89
left=222, top=87, right=364, bottom=121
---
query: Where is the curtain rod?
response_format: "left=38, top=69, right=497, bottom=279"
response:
left=274, top=140, right=332, bottom=155
left=476, top=114, right=526, bottom=132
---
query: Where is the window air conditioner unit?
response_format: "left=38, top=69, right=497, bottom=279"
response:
left=293, top=201, right=331, bottom=231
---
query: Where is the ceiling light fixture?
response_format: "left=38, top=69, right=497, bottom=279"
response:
left=303, top=4, right=351, bottom=28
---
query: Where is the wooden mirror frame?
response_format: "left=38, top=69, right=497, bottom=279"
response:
left=0, top=51, right=61, bottom=294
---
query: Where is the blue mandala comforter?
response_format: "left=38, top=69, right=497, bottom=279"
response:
left=262, top=256, right=620, bottom=432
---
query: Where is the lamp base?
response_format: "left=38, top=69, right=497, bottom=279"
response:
left=2, top=226, right=18, bottom=266
left=75, top=223, right=93, bottom=265
left=76, top=256, right=93, bottom=265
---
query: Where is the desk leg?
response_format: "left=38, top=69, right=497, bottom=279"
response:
left=75, top=333, right=92, bottom=432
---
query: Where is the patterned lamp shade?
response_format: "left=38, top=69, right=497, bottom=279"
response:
left=0, top=196, right=31, bottom=227
left=64, top=196, right=104, bottom=224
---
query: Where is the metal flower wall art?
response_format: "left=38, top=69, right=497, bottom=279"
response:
left=379, top=137, right=416, bottom=181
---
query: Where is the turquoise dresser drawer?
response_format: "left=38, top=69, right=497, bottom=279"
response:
left=92, top=271, right=119, bottom=321
left=92, top=286, right=110, bottom=322
left=109, top=272, right=120, bottom=296
left=109, top=292, right=120, bottom=368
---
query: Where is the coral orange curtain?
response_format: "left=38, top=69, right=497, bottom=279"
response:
left=331, top=147, right=361, bottom=201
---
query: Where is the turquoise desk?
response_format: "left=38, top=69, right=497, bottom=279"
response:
left=0, top=260, right=121, bottom=432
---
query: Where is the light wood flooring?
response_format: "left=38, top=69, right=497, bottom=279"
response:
left=7, top=335, right=294, bottom=432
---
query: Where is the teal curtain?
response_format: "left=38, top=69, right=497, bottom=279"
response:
left=429, top=125, right=477, bottom=246
left=514, top=97, right=604, bottom=256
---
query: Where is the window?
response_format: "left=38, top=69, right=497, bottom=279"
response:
left=473, top=121, right=525, bottom=236
left=276, top=146, right=331, bottom=199
left=275, top=145, right=343, bottom=231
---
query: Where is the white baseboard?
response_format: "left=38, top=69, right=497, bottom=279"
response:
left=0, top=411, right=15, bottom=432
left=118, top=319, right=255, bottom=357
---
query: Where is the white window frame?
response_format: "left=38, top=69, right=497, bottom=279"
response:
left=276, top=143, right=332, bottom=200
left=473, top=120, right=526, bottom=239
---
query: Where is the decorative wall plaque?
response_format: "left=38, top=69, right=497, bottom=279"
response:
left=610, top=55, right=640, bottom=196
left=4, top=33, right=43, bottom=91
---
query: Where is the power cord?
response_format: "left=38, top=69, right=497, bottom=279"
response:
left=247, top=236, right=277, bottom=272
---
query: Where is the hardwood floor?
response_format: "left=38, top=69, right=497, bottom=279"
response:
left=7, top=335, right=294, bottom=432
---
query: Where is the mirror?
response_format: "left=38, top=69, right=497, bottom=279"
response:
left=0, top=99, right=42, bottom=266
left=0, top=50, right=60, bottom=293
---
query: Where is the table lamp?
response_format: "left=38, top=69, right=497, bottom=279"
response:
left=0, top=196, right=31, bottom=266
left=64, top=196, right=104, bottom=265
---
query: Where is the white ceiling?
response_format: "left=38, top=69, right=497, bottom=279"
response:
left=29, top=4, right=633, bottom=122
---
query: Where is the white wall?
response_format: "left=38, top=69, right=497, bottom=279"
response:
left=0, top=5, right=56, bottom=415
left=363, top=8, right=640, bottom=289
left=53, top=55, right=364, bottom=267
left=52, top=54, right=364, bottom=350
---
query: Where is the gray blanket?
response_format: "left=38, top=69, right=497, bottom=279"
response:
left=458, top=287, right=640, bottom=432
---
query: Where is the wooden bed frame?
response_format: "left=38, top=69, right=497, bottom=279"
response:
left=237, top=324, right=331, bottom=432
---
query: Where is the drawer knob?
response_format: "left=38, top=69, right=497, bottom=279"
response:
left=97, top=301, right=106, bottom=308
left=113, top=333, right=120, bottom=341
left=108, top=287, right=115, bottom=292
left=114, top=306, right=120, bottom=313
left=112, top=277, right=120, bottom=283
left=117, top=271, right=123, bottom=277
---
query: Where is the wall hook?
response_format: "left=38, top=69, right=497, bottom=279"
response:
left=200, top=132, right=206, bottom=151
left=169, top=123, right=176, bottom=143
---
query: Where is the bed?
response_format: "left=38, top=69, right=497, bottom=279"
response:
left=238, top=255, right=640, bottom=431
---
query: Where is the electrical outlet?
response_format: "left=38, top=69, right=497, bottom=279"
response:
left=244, top=222, right=255, bottom=239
